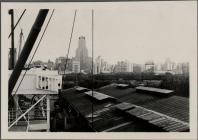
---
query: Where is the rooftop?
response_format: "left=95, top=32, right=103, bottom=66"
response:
left=136, top=86, right=174, bottom=94
left=59, top=84, right=189, bottom=132
left=96, top=84, right=189, bottom=122
left=84, top=91, right=113, bottom=101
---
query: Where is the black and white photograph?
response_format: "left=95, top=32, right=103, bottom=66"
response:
left=1, top=1, right=197, bottom=139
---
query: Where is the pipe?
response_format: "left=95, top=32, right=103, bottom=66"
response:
left=9, top=9, right=49, bottom=96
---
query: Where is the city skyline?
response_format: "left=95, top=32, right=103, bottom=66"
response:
left=32, top=54, right=190, bottom=65
left=31, top=55, right=189, bottom=75
left=2, top=3, right=195, bottom=137
left=28, top=35, right=189, bottom=75
left=4, top=2, right=196, bottom=64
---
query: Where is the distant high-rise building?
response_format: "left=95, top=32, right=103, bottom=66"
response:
left=75, top=36, right=91, bottom=71
left=174, top=62, right=189, bottom=75
left=94, top=56, right=113, bottom=74
left=95, top=56, right=102, bottom=74
left=133, top=63, right=142, bottom=73
left=163, top=58, right=176, bottom=71
left=55, top=57, right=72, bottom=74
left=72, top=60, right=80, bottom=73
left=154, top=63, right=162, bottom=72
left=145, top=61, right=154, bottom=72
left=114, top=60, right=132, bottom=73
left=181, top=62, right=189, bottom=75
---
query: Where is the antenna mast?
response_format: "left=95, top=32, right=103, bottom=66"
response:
left=8, top=9, right=15, bottom=70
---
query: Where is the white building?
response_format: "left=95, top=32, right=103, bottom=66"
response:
left=9, top=68, right=62, bottom=94
left=94, top=56, right=113, bottom=74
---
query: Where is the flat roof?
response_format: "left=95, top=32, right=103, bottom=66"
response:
left=84, top=91, right=112, bottom=101
left=75, top=86, right=90, bottom=92
left=75, top=87, right=88, bottom=91
left=117, top=84, right=129, bottom=87
left=136, top=86, right=174, bottom=94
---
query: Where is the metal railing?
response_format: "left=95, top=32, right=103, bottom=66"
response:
left=8, top=95, right=47, bottom=130
left=8, top=109, right=48, bottom=126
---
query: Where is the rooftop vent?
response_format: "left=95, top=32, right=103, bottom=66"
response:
left=75, top=86, right=90, bottom=93
left=116, top=84, right=129, bottom=89
left=84, top=91, right=112, bottom=101
left=114, top=102, right=136, bottom=111
left=136, top=86, right=174, bottom=96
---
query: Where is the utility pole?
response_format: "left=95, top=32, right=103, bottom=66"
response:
left=8, top=9, right=15, bottom=69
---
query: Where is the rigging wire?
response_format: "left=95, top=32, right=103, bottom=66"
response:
left=8, top=9, right=26, bottom=38
left=16, top=10, right=26, bottom=40
left=91, top=9, right=94, bottom=128
left=15, top=9, right=25, bottom=50
left=64, top=10, right=77, bottom=75
left=15, top=9, right=23, bottom=31
left=9, top=9, right=55, bottom=106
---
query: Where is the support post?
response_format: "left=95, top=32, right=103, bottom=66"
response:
left=47, top=95, right=50, bottom=132
left=14, top=95, right=19, bottom=125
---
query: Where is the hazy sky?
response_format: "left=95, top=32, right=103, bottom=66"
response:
left=3, top=2, right=197, bottom=64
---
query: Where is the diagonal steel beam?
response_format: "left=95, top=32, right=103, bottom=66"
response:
left=9, top=10, right=49, bottom=96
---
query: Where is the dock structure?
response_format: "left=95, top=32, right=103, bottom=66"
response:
left=59, top=84, right=189, bottom=132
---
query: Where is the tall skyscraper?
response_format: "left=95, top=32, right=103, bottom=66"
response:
left=75, top=36, right=91, bottom=71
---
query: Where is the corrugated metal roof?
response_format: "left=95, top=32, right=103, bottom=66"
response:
left=59, top=84, right=189, bottom=132
left=97, top=84, right=189, bottom=123
left=124, top=104, right=189, bottom=132
left=141, top=96, right=189, bottom=122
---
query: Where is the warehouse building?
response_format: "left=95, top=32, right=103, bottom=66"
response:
left=58, top=84, right=189, bottom=132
